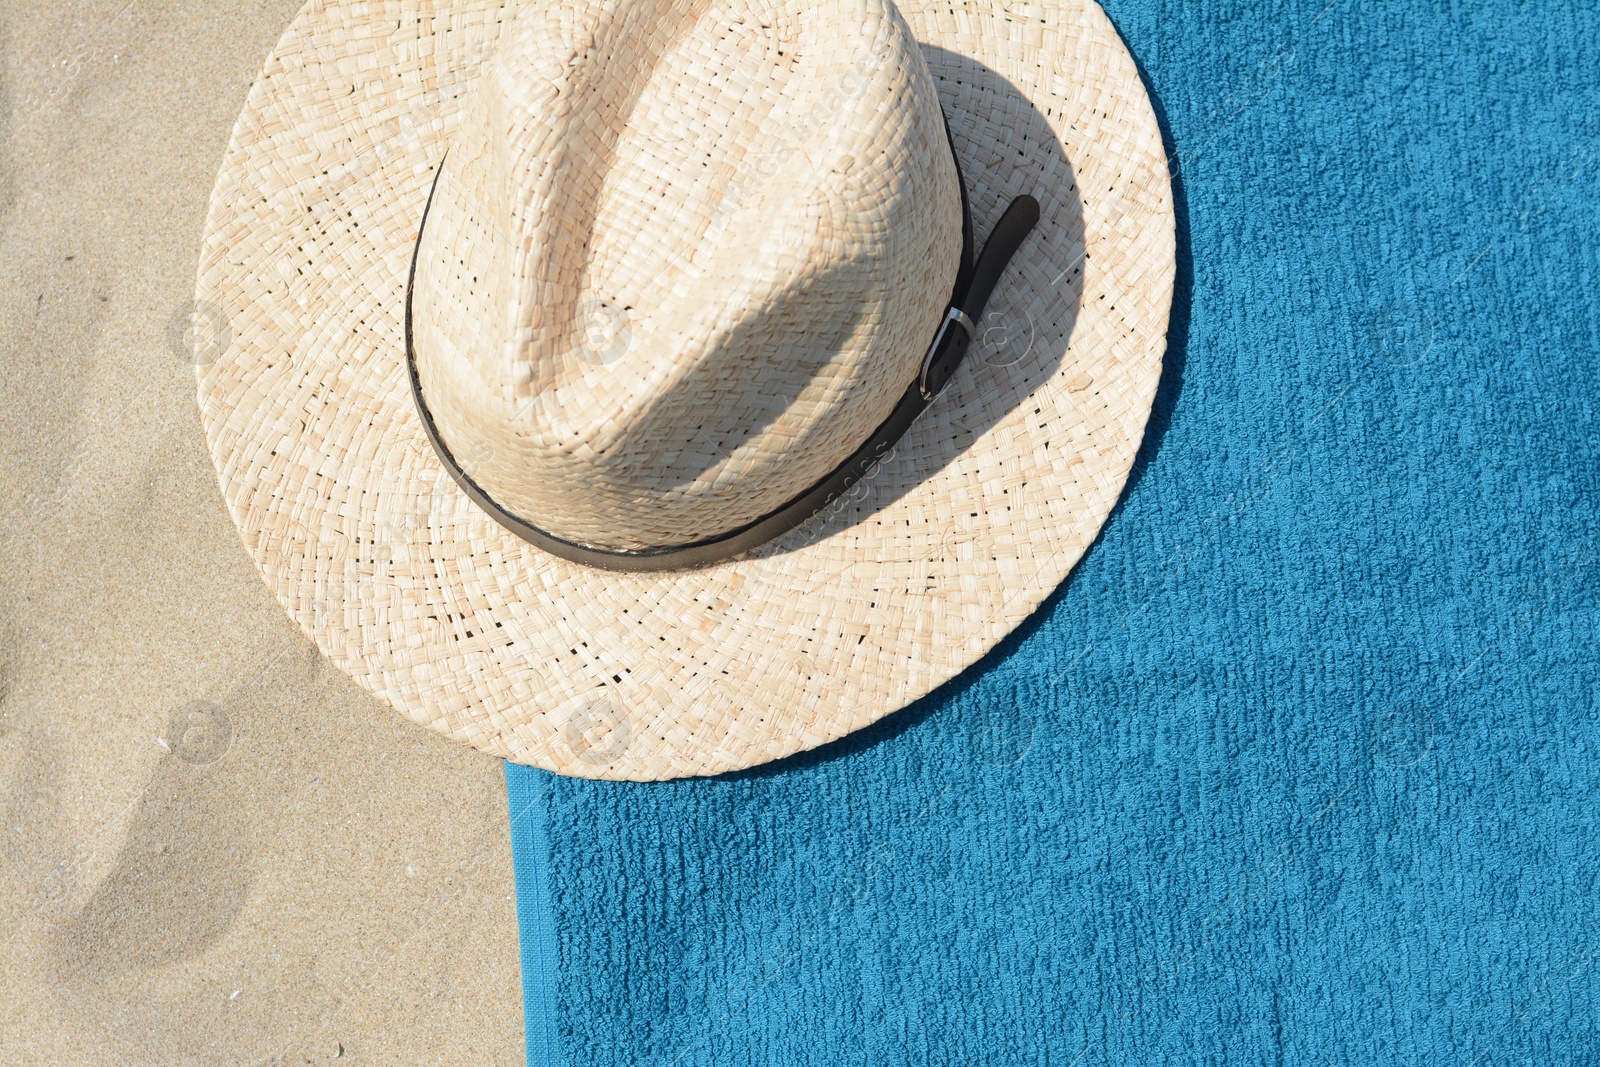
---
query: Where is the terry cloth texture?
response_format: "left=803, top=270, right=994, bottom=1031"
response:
left=510, top=0, right=1600, bottom=1063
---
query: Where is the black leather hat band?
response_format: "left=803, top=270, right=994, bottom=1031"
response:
left=405, top=120, right=1039, bottom=572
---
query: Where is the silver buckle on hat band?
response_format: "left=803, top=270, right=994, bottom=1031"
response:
left=918, top=307, right=977, bottom=401
left=949, top=307, right=977, bottom=342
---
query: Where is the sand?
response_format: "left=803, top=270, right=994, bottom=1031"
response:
left=0, top=3, right=525, bottom=1063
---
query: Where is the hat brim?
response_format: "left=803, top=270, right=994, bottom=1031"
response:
left=195, top=0, right=1175, bottom=780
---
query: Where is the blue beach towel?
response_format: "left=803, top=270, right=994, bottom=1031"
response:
left=510, top=0, right=1600, bottom=1062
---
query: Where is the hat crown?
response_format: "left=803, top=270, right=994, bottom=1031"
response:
left=411, top=0, right=962, bottom=552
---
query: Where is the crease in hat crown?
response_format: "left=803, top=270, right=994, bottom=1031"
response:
left=411, top=0, right=964, bottom=553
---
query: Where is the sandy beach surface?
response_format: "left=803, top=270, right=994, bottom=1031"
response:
left=0, top=3, right=525, bottom=1063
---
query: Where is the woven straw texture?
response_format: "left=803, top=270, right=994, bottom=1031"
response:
left=413, top=2, right=963, bottom=549
left=195, top=0, right=1175, bottom=780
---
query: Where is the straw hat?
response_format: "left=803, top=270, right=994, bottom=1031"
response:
left=194, top=0, right=1174, bottom=780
